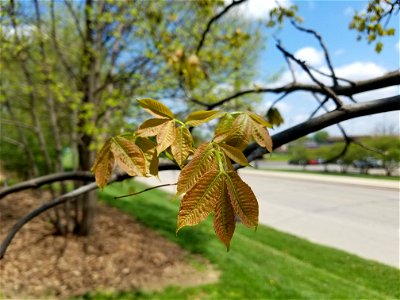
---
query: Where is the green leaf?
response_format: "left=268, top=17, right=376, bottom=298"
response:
left=185, top=110, right=223, bottom=127
left=137, top=98, right=175, bottom=119
left=266, top=107, right=284, bottom=127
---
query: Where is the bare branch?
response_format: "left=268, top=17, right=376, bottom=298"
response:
left=196, top=0, right=247, bottom=54
left=290, top=20, right=338, bottom=86
left=202, top=71, right=399, bottom=110
left=276, top=42, right=343, bottom=108
left=63, top=0, right=85, bottom=42
left=0, top=163, right=179, bottom=199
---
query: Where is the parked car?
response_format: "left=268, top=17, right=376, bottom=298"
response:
left=352, top=157, right=383, bottom=169
left=288, top=159, right=308, bottom=165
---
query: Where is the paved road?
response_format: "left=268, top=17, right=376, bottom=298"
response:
left=136, top=169, right=399, bottom=268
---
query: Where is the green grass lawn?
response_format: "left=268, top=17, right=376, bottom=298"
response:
left=80, top=180, right=400, bottom=300
left=260, top=168, right=400, bottom=181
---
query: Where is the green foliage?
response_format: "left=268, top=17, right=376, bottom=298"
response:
left=313, top=131, right=329, bottom=144
left=349, top=0, right=399, bottom=53
left=84, top=180, right=400, bottom=300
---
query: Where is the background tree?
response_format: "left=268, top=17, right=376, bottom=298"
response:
left=0, top=0, right=399, bottom=257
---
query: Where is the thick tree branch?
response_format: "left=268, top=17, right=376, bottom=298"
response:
left=243, top=95, right=400, bottom=161
left=196, top=71, right=399, bottom=109
left=0, top=163, right=179, bottom=199
left=196, top=0, right=246, bottom=54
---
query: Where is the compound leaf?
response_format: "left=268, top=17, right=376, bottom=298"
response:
left=171, top=126, right=193, bottom=168
left=138, top=98, right=174, bottom=119
left=136, top=118, right=170, bottom=137
left=220, top=144, right=249, bottom=166
left=177, top=143, right=217, bottom=195
left=110, top=136, right=146, bottom=176
left=213, top=181, right=236, bottom=250
left=156, top=120, right=176, bottom=153
left=91, top=138, right=114, bottom=189
left=252, top=123, right=273, bottom=153
left=185, top=110, right=223, bottom=127
left=247, top=111, right=272, bottom=128
left=225, top=171, right=258, bottom=228
left=177, top=170, right=223, bottom=232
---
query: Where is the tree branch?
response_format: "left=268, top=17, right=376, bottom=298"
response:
left=198, top=71, right=399, bottom=109
left=0, top=163, right=179, bottom=199
left=243, top=95, right=400, bottom=161
left=196, top=0, right=246, bottom=54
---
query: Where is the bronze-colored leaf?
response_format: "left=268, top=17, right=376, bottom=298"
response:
left=176, top=143, right=217, bottom=195
left=156, top=120, right=176, bottom=154
left=225, top=113, right=252, bottom=150
left=135, top=136, right=158, bottom=176
left=213, top=181, right=236, bottom=250
left=171, top=126, right=193, bottom=168
left=91, top=138, right=114, bottom=189
left=110, top=136, right=147, bottom=176
left=137, top=98, right=175, bottom=119
left=177, top=170, right=223, bottom=232
left=252, top=123, right=273, bottom=153
left=214, top=113, right=235, bottom=137
left=225, top=171, right=258, bottom=228
left=219, top=144, right=249, bottom=166
left=136, top=118, right=170, bottom=137
left=185, top=110, right=223, bottom=127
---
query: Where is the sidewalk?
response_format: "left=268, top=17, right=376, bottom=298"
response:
left=239, top=168, right=400, bottom=189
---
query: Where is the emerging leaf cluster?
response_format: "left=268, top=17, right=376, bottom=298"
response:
left=92, top=99, right=273, bottom=249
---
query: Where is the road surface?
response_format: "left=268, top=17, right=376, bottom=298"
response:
left=136, top=169, right=399, bottom=268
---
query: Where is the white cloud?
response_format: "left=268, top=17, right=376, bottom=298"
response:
left=294, top=46, right=324, bottom=67
left=344, top=7, right=355, bottom=16
left=227, top=0, right=292, bottom=20
left=396, top=41, right=400, bottom=53
left=334, top=62, right=387, bottom=80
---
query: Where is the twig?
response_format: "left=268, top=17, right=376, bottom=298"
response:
left=114, top=183, right=177, bottom=199
left=276, top=42, right=343, bottom=108
left=290, top=20, right=338, bottom=87
left=196, top=0, right=247, bottom=54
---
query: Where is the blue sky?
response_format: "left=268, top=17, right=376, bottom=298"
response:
left=235, top=0, right=399, bottom=137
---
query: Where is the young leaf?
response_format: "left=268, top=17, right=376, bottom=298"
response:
left=252, top=123, right=273, bottom=153
left=171, top=126, right=193, bottom=168
left=219, top=144, right=249, bottom=166
left=110, top=136, right=147, bottom=176
left=135, top=136, right=158, bottom=176
left=215, top=113, right=235, bottom=136
left=137, top=98, right=175, bottom=119
left=224, top=113, right=252, bottom=150
left=266, top=107, right=284, bottom=127
left=136, top=118, right=170, bottom=137
left=213, top=181, right=236, bottom=250
left=177, top=143, right=217, bottom=195
left=177, top=170, right=223, bottom=232
left=247, top=111, right=272, bottom=128
left=156, top=120, right=176, bottom=153
left=185, top=110, right=223, bottom=127
left=91, top=138, right=114, bottom=189
left=225, top=171, right=258, bottom=228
